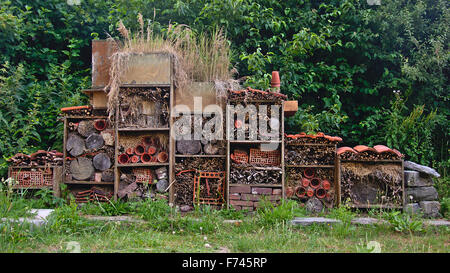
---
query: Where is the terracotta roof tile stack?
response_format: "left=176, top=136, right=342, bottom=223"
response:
left=8, top=150, right=64, bottom=167
left=337, top=145, right=403, bottom=161
left=228, top=87, right=287, bottom=102
left=285, top=132, right=343, bottom=145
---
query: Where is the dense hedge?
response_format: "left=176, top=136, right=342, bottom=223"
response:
left=0, top=0, right=448, bottom=176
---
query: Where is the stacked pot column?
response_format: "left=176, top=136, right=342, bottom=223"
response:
left=114, top=53, right=173, bottom=201
left=284, top=133, right=342, bottom=212
left=172, top=82, right=227, bottom=211
left=226, top=87, right=287, bottom=211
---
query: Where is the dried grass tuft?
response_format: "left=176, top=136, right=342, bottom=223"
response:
left=105, top=14, right=236, bottom=119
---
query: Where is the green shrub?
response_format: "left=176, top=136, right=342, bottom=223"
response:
left=383, top=211, right=424, bottom=234
left=256, top=199, right=302, bottom=227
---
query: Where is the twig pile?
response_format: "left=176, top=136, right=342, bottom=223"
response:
left=8, top=150, right=63, bottom=167
left=228, top=87, right=286, bottom=102
left=118, top=87, right=170, bottom=128
left=340, top=162, right=403, bottom=206
left=285, top=145, right=335, bottom=165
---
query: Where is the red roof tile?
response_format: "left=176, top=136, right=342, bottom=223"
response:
left=337, top=147, right=358, bottom=155
left=285, top=132, right=343, bottom=142
left=353, top=145, right=377, bottom=153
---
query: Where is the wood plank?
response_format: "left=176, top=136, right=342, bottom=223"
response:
left=229, top=184, right=282, bottom=188
left=64, top=181, right=114, bottom=185
left=286, top=165, right=335, bottom=168
left=175, top=154, right=226, bottom=158
left=118, top=127, right=169, bottom=132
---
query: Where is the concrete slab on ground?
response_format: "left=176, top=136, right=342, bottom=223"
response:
left=351, top=217, right=388, bottom=225
left=1, top=209, right=54, bottom=228
left=83, top=215, right=146, bottom=223
left=290, top=217, right=342, bottom=226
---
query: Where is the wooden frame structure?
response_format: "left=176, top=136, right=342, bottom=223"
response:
left=337, top=158, right=405, bottom=209
left=226, top=99, right=285, bottom=208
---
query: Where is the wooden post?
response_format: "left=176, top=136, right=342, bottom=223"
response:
left=53, top=166, right=62, bottom=197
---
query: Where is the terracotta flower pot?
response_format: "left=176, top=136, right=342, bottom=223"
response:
left=285, top=187, right=294, bottom=198
left=141, top=153, right=152, bottom=163
left=131, top=155, right=140, bottom=163
left=157, top=152, right=168, bottom=163
left=301, top=178, right=310, bottom=187
left=271, top=71, right=281, bottom=88
left=126, top=147, right=134, bottom=155
left=143, top=136, right=153, bottom=146
left=295, top=186, right=306, bottom=198
left=306, top=188, right=315, bottom=197
left=322, top=179, right=331, bottom=190
left=315, top=188, right=326, bottom=199
left=303, top=168, right=315, bottom=178
left=134, top=144, right=146, bottom=155
left=94, top=119, right=107, bottom=131
left=148, top=146, right=157, bottom=155
left=310, top=178, right=321, bottom=189
left=118, top=153, right=129, bottom=164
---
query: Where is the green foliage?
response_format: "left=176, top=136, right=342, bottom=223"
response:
left=0, top=0, right=448, bottom=176
left=256, top=199, right=305, bottom=227
left=46, top=201, right=102, bottom=234
left=79, top=200, right=135, bottom=216
left=383, top=210, right=424, bottom=234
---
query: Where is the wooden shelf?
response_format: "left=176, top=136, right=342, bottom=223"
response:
left=118, top=127, right=170, bottom=132
left=229, top=140, right=281, bottom=144
left=12, top=186, right=52, bottom=189
left=286, top=165, right=335, bottom=168
left=228, top=99, right=283, bottom=103
left=63, top=181, right=114, bottom=185
left=120, top=84, right=171, bottom=88
left=231, top=165, right=282, bottom=171
left=229, top=183, right=282, bottom=188
left=285, top=143, right=337, bottom=146
left=117, top=163, right=169, bottom=167
left=64, top=115, right=107, bottom=119
left=340, top=159, right=403, bottom=163
left=10, top=165, right=60, bottom=169
left=175, top=154, right=226, bottom=158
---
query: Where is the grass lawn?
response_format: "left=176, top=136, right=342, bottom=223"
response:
left=1, top=203, right=449, bottom=253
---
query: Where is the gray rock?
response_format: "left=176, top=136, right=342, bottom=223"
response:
left=403, top=203, right=421, bottom=215
left=156, top=179, right=169, bottom=193
left=404, top=161, right=440, bottom=178
left=424, top=220, right=450, bottom=226
left=404, top=170, right=434, bottom=187
left=305, top=197, right=324, bottom=213
left=419, top=201, right=441, bottom=218
left=180, top=205, right=193, bottom=212
left=351, top=217, right=388, bottom=225
left=406, top=187, right=438, bottom=202
left=291, top=217, right=341, bottom=226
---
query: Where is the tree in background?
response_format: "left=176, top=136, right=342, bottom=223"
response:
left=0, top=0, right=448, bottom=176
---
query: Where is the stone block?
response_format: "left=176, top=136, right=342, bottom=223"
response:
left=406, top=187, right=438, bottom=202
left=229, top=193, right=241, bottom=200
left=404, top=170, right=433, bottom=187
left=290, top=217, right=341, bottom=226
left=229, top=185, right=251, bottom=194
left=241, top=194, right=260, bottom=201
left=419, top=201, right=441, bottom=218
left=272, top=188, right=282, bottom=195
left=230, top=200, right=254, bottom=207
left=251, top=187, right=272, bottom=195
left=403, top=203, right=421, bottom=215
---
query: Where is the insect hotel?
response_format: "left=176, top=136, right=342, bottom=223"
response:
left=8, top=38, right=406, bottom=212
